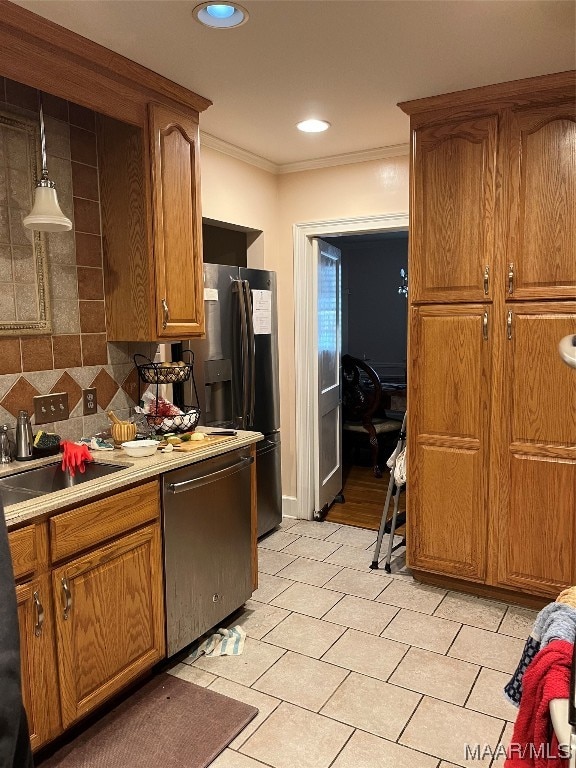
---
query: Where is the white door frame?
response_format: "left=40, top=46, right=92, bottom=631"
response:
left=294, top=212, right=409, bottom=520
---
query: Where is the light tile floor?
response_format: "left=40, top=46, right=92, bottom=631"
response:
left=167, top=518, right=534, bottom=768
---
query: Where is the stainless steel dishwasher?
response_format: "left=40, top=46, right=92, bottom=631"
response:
left=162, top=448, right=254, bottom=657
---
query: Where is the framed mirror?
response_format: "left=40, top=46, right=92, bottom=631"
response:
left=0, top=108, right=52, bottom=335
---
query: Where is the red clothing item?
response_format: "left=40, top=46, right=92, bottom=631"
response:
left=505, top=639, right=572, bottom=768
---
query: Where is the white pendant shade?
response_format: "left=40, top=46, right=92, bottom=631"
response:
left=23, top=185, right=72, bottom=232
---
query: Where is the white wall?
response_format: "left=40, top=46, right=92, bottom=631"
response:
left=201, top=148, right=410, bottom=501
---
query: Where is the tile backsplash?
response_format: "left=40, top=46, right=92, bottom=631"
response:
left=0, top=78, right=156, bottom=442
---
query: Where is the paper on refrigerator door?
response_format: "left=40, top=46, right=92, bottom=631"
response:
left=252, top=289, right=272, bottom=335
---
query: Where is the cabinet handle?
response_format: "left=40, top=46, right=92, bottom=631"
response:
left=483, top=265, right=489, bottom=295
left=61, top=577, right=72, bottom=620
left=482, top=311, right=489, bottom=341
left=507, top=310, right=513, bottom=340
left=508, top=263, right=514, bottom=295
left=33, top=590, right=44, bottom=637
left=162, top=298, right=170, bottom=329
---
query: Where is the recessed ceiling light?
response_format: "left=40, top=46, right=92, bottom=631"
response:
left=193, top=2, right=249, bottom=28
left=297, top=119, right=331, bottom=133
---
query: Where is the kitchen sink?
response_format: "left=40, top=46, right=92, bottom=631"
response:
left=0, top=460, right=129, bottom=501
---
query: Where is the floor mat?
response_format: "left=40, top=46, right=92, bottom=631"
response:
left=37, top=672, right=258, bottom=768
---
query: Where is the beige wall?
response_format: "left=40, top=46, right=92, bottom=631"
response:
left=277, top=158, right=410, bottom=501
left=201, top=148, right=410, bottom=504
left=201, top=146, right=280, bottom=270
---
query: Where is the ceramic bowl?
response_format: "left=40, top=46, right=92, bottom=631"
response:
left=120, top=439, right=158, bottom=458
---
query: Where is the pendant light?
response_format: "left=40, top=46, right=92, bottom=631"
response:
left=23, top=94, right=72, bottom=232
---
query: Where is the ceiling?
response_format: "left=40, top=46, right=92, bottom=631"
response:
left=14, top=0, right=576, bottom=169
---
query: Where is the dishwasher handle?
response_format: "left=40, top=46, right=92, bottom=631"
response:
left=166, top=456, right=254, bottom=494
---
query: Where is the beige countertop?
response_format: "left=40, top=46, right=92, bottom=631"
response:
left=2, top=429, right=262, bottom=529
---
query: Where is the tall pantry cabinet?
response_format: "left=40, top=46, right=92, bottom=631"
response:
left=401, top=71, right=576, bottom=601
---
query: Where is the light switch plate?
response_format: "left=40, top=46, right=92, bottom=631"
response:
left=82, top=388, right=98, bottom=416
left=34, top=392, right=69, bottom=424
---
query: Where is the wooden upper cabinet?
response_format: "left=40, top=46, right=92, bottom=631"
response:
left=408, top=305, right=492, bottom=581
left=98, top=105, right=206, bottom=341
left=410, top=115, right=498, bottom=304
left=496, top=303, right=576, bottom=596
left=503, top=102, right=576, bottom=300
left=149, top=103, right=205, bottom=339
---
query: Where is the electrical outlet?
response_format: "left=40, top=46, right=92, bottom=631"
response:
left=34, top=392, right=69, bottom=424
left=82, top=388, right=98, bottom=416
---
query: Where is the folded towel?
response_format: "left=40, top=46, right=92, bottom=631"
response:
left=187, top=626, right=246, bottom=662
left=505, top=635, right=541, bottom=707
left=534, top=602, right=576, bottom=648
left=79, top=437, right=114, bottom=451
left=556, top=586, right=576, bottom=610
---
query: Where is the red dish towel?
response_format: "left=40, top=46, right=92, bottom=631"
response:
left=505, top=639, right=572, bottom=768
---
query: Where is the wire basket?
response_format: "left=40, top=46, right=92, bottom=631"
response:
left=145, top=407, right=201, bottom=434
left=134, top=353, right=192, bottom=384
left=134, top=350, right=201, bottom=434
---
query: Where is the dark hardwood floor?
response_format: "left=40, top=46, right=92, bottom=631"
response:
left=326, top=463, right=406, bottom=532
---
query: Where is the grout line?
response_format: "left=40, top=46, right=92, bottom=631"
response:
left=325, top=726, right=356, bottom=768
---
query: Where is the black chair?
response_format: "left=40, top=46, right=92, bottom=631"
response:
left=341, top=355, right=402, bottom=478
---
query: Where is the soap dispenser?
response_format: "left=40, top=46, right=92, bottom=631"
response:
left=15, top=410, right=34, bottom=461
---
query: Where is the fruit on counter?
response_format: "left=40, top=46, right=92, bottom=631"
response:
left=190, top=432, right=205, bottom=441
left=166, top=436, right=182, bottom=445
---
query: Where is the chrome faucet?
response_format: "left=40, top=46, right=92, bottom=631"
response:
left=0, top=424, right=12, bottom=463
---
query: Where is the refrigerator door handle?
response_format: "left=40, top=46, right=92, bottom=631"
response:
left=243, top=280, right=256, bottom=428
left=234, top=279, right=250, bottom=429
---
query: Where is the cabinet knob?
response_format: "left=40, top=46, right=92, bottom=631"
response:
left=507, top=310, right=513, bottom=340
left=483, top=265, right=489, bottom=295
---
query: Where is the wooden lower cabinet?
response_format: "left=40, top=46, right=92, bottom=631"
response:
left=16, top=575, right=61, bottom=751
left=408, top=305, right=491, bottom=581
left=52, top=523, right=165, bottom=729
left=494, top=303, right=576, bottom=597
left=10, top=482, right=166, bottom=751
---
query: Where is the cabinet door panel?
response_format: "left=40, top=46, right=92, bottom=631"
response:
left=505, top=103, right=576, bottom=299
left=53, top=524, right=164, bottom=728
left=16, top=577, right=60, bottom=751
left=500, top=454, right=576, bottom=596
left=411, top=116, right=497, bottom=303
left=510, top=307, right=576, bottom=446
left=149, top=103, right=205, bottom=338
left=408, top=306, right=491, bottom=580
left=497, top=304, right=576, bottom=596
left=411, top=442, right=487, bottom=579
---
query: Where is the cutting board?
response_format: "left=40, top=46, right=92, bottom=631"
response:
left=171, top=434, right=236, bottom=452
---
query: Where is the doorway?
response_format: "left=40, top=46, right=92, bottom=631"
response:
left=293, top=213, right=409, bottom=521
left=324, top=231, right=408, bottom=529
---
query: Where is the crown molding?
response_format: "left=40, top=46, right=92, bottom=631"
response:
left=199, top=132, right=278, bottom=174
left=200, top=131, right=410, bottom=175
left=277, top=143, right=410, bottom=174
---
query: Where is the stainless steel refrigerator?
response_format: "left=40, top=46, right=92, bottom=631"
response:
left=182, top=263, right=282, bottom=537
